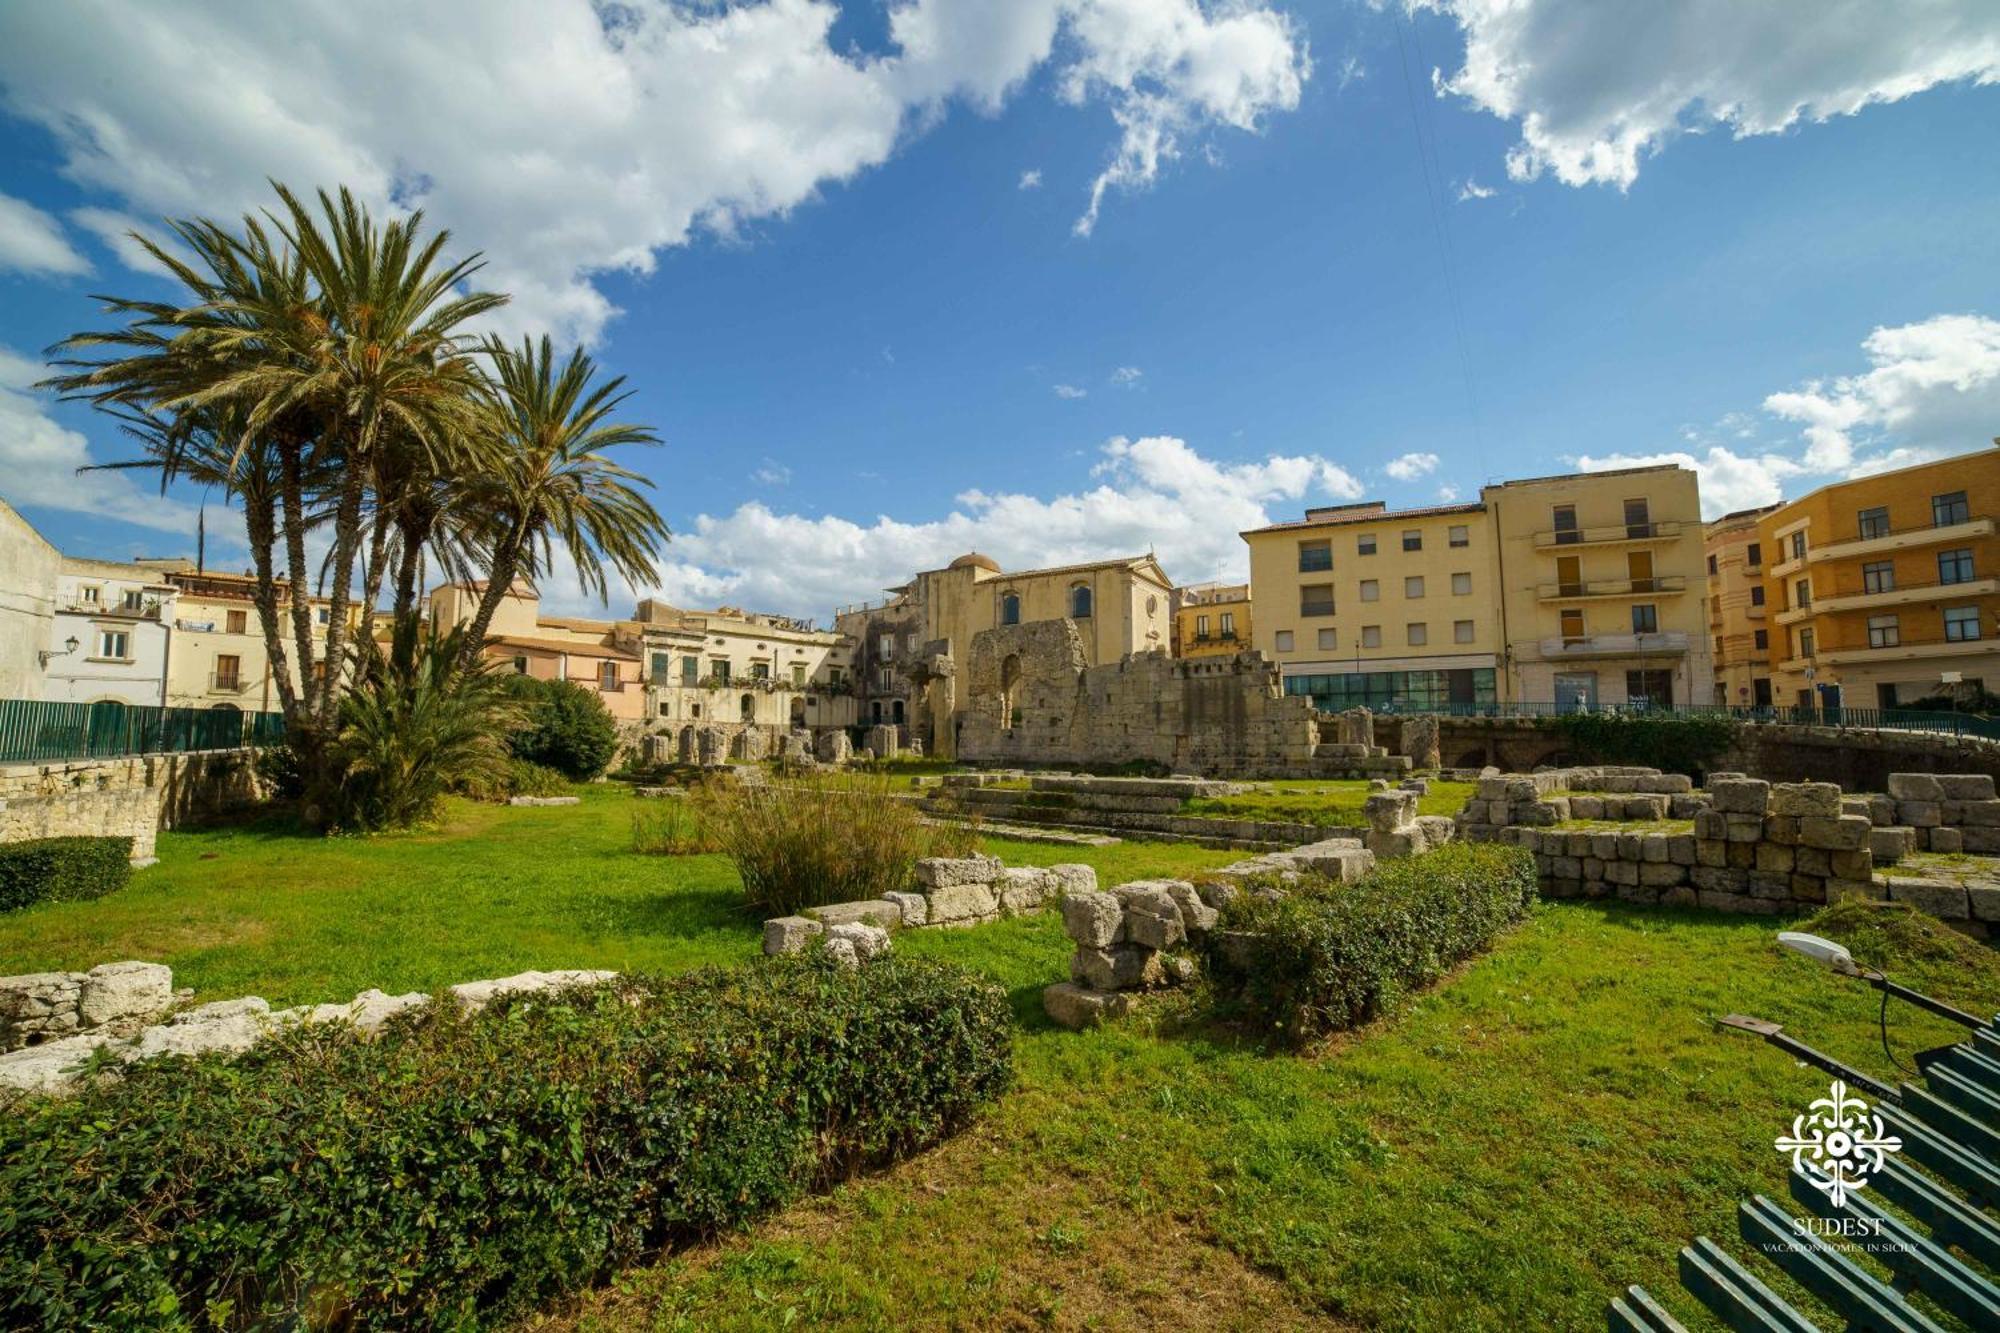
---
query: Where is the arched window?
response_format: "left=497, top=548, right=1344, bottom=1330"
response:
left=1000, top=592, right=1021, bottom=626
left=892, top=699, right=905, bottom=725
left=740, top=693, right=756, bottom=722
left=1070, top=585, right=1093, bottom=619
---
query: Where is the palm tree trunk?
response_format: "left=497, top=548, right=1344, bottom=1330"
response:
left=242, top=484, right=300, bottom=720
left=278, top=444, right=318, bottom=727
left=315, top=452, right=370, bottom=732
left=356, top=512, right=391, bottom=664
left=459, top=521, right=527, bottom=670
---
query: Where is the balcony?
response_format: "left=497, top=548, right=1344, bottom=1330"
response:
left=1819, top=632, right=1999, bottom=668
left=209, top=673, right=247, bottom=694
left=67, top=597, right=164, bottom=621
left=1538, top=631, right=1691, bottom=660
left=1814, top=576, right=2000, bottom=615
left=1773, top=604, right=1813, bottom=627
left=1807, top=516, right=1995, bottom=565
left=1531, top=519, right=1685, bottom=551
left=1534, top=575, right=1688, bottom=602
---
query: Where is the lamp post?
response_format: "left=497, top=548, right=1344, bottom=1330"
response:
left=38, top=635, right=80, bottom=668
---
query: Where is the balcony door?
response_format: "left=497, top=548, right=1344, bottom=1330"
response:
left=1627, top=550, right=1655, bottom=593
left=1556, top=556, right=1582, bottom=597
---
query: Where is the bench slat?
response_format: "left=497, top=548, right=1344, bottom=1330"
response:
left=1737, top=1196, right=1948, bottom=1333
left=1677, top=1238, right=1820, bottom=1333
left=1787, top=1170, right=2000, bottom=1329
left=1869, top=1157, right=2000, bottom=1270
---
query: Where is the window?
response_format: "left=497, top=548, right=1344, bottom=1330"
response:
left=1317, top=627, right=1337, bottom=650
left=1790, top=531, right=1807, bottom=561
left=1624, top=498, right=1652, bottom=538
left=78, top=585, right=99, bottom=604
left=599, top=661, right=619, bottom=690
left=1402, top=529, right=1422, bottom=552
left=1867, top=614, right=1900, bottom=648
left=750, top=662, right=770, bottom=681
left=511, top=655, right=530, bottom=675
left=876, top=665, right=893, bottom=690
left=1746, top=542, right=1762, bottom=567
left=1944, top=605, right=1982, bottom=642
left=1754, top=629, right=1768, bottom=651
left=1274, top=630, right=1295, bottom=652
left=711, top=659, right=730, bottom=683
left=1404, top=575, right=1425, bottom=598
left=1559, top=609, right=1585, bottom=642
left=1361, top=625, right=1382, bottom=648
left=1631, top=604, right=1659, bottom=634
left=1792, top=578, right=1811, bottom=609
left=219, top=608, right=244, bottom=635
left=1297, top=539, right=1332, bottom=572
left=1300, top=584, right=1335, bottom=616
left=1407, top=622, right=1428, bottom=646
left=1448, top=524, right=1469, bottom=548
left=1454, top=619, right=1474, bottom=644
left=792, top=664, right=807, bottom=687
left=1857, top=505, right=1890, bottom=540
left=121, top=589, right=145, bottom=612
left=1195, top=614, right=1210, bottom=639
left=1219, top=611, right=1235, bottom=638
left=829, top=666, right=845, bottom=686
left=1939, top=548, right=1975, bottom=585
left=1452, top=572, right=1472, bottom=595
left=214, top=654, right=241, bottom=690
left=1798, top=627, right=1816, bottom=657
left=1933, top=491, right=1970, bottom=527
left=1707, top=554, right=1718, bottom=575
left=1552, top=504, right=1579, bottom=545
left=877, top=633, right=894, bottom=658
left=96, top=629, right=129, bottom=660
left=1626, top=670, right=1673, bottom=706
left=1000, top=593, right=1020, bottom=626
left=1627, top=550, right=1655, bottom=591
left=1359, top=579, right=1380, bottom=602
left=1862, top=561, right=1895, bottom=594
left=681, top=656, right=699, bottom=684
left=1750, top=585, right=1765, bottom=606
left=650, top=651, right=670, bottom=683
left=1357, top=534, right=1377, bottom=556
left=1070, top=585, right=1093, bottom=619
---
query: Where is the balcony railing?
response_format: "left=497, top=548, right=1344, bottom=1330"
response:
left=1814, top=574, right=1998, bottom=614
left=1539, top=631, right=1691, bottom=659
left=1818, top=631, right=1994, bottom=665
left=1806, top=515, right=1994, bottom=562
left=1535, top=575, right=1687, bottom=601
left=66, top=597, right=164, bottom=620
left=1299, top=601, right=1337, bottom=618
left=1532, top=519, right=1685, bottom=550
left=209, top=673, right=246, bottom=694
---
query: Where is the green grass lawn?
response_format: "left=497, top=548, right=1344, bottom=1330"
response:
left=1183, top=778, right=1475, bottom=828
left=4, top=789, right=1996, bottom=1330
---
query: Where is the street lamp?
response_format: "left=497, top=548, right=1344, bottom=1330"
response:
left=38, top=635, right=80, bottom=668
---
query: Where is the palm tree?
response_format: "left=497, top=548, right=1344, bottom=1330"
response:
left=457, top=335, right=669, bottom=664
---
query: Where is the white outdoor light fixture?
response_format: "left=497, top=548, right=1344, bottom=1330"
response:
left=1776, top=931, right=1858, bottom=976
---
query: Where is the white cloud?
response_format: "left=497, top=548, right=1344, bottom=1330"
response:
left=1111, top=365, right=1143, bottom=385
left=1426, top=0, right=2000, bottom=189
left=540, top=434, right=1363, bottom=620
left=1018, top=168, right=1043, bottom=190
left=0, top=0, right=1310, bottom=342
left=1436, top=483, right=1460, bottom=502
left=1335, top=54, right=1364, bottom=90
left=1384, top=450, right=1439, bottom=481
left=0, top=191, right=89, bottom=276
left=0, top=346, right=204, bottom=535
left=1053, top=383, right=1088, bottom=399
left=1455, top=177, right=1495, bottom=202
left=751, top=460, right=792, bottom=486
left=1574, top=313, right=2000, bottom=517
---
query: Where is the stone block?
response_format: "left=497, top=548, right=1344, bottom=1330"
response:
left=1755, top=843, right=1795, bottom=874
left=1896, top=800, right=1943, bottom=828
left=1726, top=841, right=1757, bottom=869
left=1763, top=816, right=1800, bottom=845
left=1046, top=864, right=1099, bottom=898
left=1060, top=889, right=1125, bottom=948
left=1661, top=886, right=1698, bottom=908
left=1967, top=884, right=2000, bottom=922
left=883, top=891, right=930, bottom=927
left=1640, top=835, right=1670, bottom=863
left=1639, top=861, right=1687, bottom=887
left=1963, top=827, right=2000, bottom=854
left=1799, top=815, right=1870, bottom=851
left=76, top=961, right=173, bottom=1028
left=449, top=971, right=616, bottom=1012
left=1888, top=773, right=1944, bottom=801
left=764, top=912, right=828, bottom=956
left=1692, top=866, right=1749, bottom=894
left=1710, top=779, right=1770, bottom=814
left=1725, top=814, right=1765, bottom=843
left=1696, top=890, right=1784, bottom=915
left=1929, top=827, right=1964, bottom=854
left=806, top=899, right=903, bottom=929
left=915, top=854, right=1004, bottom=888
left=1693, top=810, right=1726, bottom=841
left=1667, top=834, right=1697, bottom=866
left=1826, top=878, right=1886, bottom=904
left=1868, top=827, right=1914, bottom=864
left=1570, top=795, right=1604, bottom=820
left=926, top=882, right=1001, bottom=925
left=1042, top=982, right=1131, bottom=1029
left=1769, top=783, right=1843, bottom=818
left=1164, top=882, right=1219, bottom=934
left=1937, top=774, right=1997, bottom=800
left=1866, top=794, right=1897, bottom=826
left=1888, top=878, right=1970, bottom=919
left=1668, top=794, right=1707, bottom=819
left=1696, top=838, right=1727, bottom=868
left=1747, top=870, right=1792, bottom=900
left=1604, top=860, right=1640, bottom=887
left=1794, top=846, right=1831, bottom=877
left=1071, top=944, right=1164, bottom=992
left=827, top=922, right=892, bottom=962
left=999, top=867, right=1058, bottom=914
left=1830, top=849, right=1873, bottom=881
left=1962, top=800, right=2000, bottom=827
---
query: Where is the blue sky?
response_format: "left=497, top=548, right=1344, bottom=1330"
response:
left=2, top=1, right=1997, bottom=620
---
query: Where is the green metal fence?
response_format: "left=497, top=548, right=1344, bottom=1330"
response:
left=0, top=699, right=285, bottom=765
left=1385, top=700, right=2000, bottom=741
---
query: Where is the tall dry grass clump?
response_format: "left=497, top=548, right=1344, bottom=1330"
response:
left=630, top=793, right=720, bottom=855
left=694, top=775, right=945, bottom=915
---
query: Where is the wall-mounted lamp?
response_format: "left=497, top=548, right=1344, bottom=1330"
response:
left=38, top=635, right=81, bottom=668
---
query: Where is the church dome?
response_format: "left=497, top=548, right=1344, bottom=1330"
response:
left=948, top=551, right=1002, bottom=573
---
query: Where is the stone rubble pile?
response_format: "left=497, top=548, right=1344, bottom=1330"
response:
left=1456, top=766, right=1706, bottom=839
left=1311, top=707, right=1414, bottom=780
left=1361, top=788, right=1455, bottom=858
left=0, top=965, right=615, bottom=1098
left=1043, top=878, right=1226, bottom=1028
left=762, top=854, right=1098, bottom=955
left=0, top=960, right=177, bottom=1051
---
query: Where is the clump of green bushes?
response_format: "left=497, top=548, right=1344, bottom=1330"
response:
left=630, top=792, right=719, bottom=855
left=1205, top=842, right=1536, bottom=1046
left=1539, top=710, right=1738, bottom=775
left=0, top=957, right=1012, bottom=1328
left=0, top=836, right=134, bottom=913
left=504, top=675, right=620, bottom=780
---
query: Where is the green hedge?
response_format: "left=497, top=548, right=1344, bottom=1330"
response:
left=0, top=836, right=134, bottom=913
left=0, top=956, right=1013, bottom=1329
left=1537, top=710, right=1739, bottom=775
left=1205, top=842, right=1536, bottom=1046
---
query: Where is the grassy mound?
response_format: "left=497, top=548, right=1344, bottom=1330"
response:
left=1797, top=898, right=1998, bottom=974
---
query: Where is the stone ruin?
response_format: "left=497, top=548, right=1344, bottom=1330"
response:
left=762, top=853, right=1099, bottom=955
left=865, top=724, right=901, bottom=759
left=1043, top=880, right=1220, bottom=1027
left=1885, top=772, right=2000, bottom=854
left=1361, top=787, right=1455, bottom=859
left=1, top=963, right=616, bottom=1097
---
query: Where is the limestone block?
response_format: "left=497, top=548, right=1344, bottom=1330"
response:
left=1725, top=814, right=1765, bottom=843
left=816, top=730, right=853, bottom=764
left=76, top=961, right=174, bottom=1029
left=1042, top=982, right=1132, bottom=1029
left=449, top=970, right=617, bottom=1012
left=883, top=891, right=930, bottom=927
left=1116, top=882, right=1186, bottom=950
left=1868, top=827, right=1915, bottom=865
left=1937, top=774, right=1997, bottom=801
left=1367, top=831, right=1418, bottom=858
left=130, top=997, right=274, bottom=1061
left=999, top=867, right=1058, bottom=914
left=1826, top=878, right=1886, bottom=904
left=1710, top=779, right=1771, bottom=815
left=1640, top=836, right=1670, bottom=864
left=827, top=922, right=892, bottom=962
left=1929, top=827, right=1963, bottom=854
left=1794, top=846, right=1832, bottom=877
left=1668, top=794, right=1707, bottom=819
left=1060, top=889, right=1125, bottom=948
left=1747, top=870, right=1792, bottom=900
left=1962, top=827, right=2000, bottom=854
left=1769, top=783, right=1843, bottom=818
left=1866, top=794, right=1898, bottom=826
left=1071, top=945, right=1164, bottom=992
left=764, top=918, right=824, bottom=961
left=283, top=989, right=429, bottom=1034
left=820, top=936, right=860, bottom=968
left=1726, top=841, right=1757, bottom=870
left=1639, top=861, right=1686, bottom=887
left=1195, top=880, right=1240, bottom=910
left=1755, top=843, right=1795, bottom=874
left=1569, top=795, right=1604, bottom=820
left=1962, top=800, right=2000, bottom=827
left=1696, top=890, right=1784, bottom=916
left=1888, top=879, right=1970, bottom=919
left=1967, top=884, right=2000, bottom=922
left=915, top=854, right=1004, bottom=889
left=926, top=883, right=1001, bottom=925
left=1046, top=864, right=1099, bottom=898
left=1896, top=800, right=1943, bottom=828
left=1696, top=839, right=1727, bottom=868
left=1604, top=860, right=1640, bottom=887
left=806, top=899, right=903, bottom=929
left=1661, top=886, right=1698, bottom=908
left=1763, top=816, right=1800, bottom=845
left=1624, top=795, right=1670, bottom=821
left=1693, top=811, right=1727, bottom=841
left=1667, top=834, right=1697, bottom=866
left=1362, top=790, right=1418, bottom=832
left=1829, top=849, right=1873, bottom=881
left=865, top=725, right=900, bottom=759
left=1692, top=866, right=1750, bottom=894
left=1799, top=815, right=1870, bottom=851
left=1164, top=882, right=1220, bottom=934
left=1887, top=773, right=1944, bottom=801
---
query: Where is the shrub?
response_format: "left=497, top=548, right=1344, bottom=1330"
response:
left=0, top=836, right=134, bottom=913
left=505, top=676, right=619, bottom=780
left=630, top=794, right=719, bottom=855
left=505, top=757, right=571, bottom=797
left=695, top=775, right=959, bottom=914
left=0, top=956, right=1012, bottom=1329
left=1538, top=711, right=1738, bottom=776
left=1205, top=842, right=1535, bottom=1046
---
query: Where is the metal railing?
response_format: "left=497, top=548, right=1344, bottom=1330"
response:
left=0, top=698, right=285, bottom=765
left=1371, top=699, right=2000, bottom=741
left=1532, top=519, right=1685, bottom=549
left=1535, top=575, right=1688, bottom=600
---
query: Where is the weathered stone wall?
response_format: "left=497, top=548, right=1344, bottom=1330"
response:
left=1884, top=772, right=2000, bottom=853
left=761, top=853, right=1098, bottom=954
left=0, top=749, right=266, bottom=862
left=956, top=626, right=1317, bottom=776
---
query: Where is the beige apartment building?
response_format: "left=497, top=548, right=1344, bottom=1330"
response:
left=1241, top=500, right=1500, bottom=711
left=152, top=564, right=350, bottom=713
left=1705, top=504, right=1780, bottom=707
left=1243, top=463, right=1712, bottom=710
left=1172, top=581, right=1250, bottom=658
left=1484, top=464, right=1713, bottom=708
left=1758, top=448, right=2000, bottom=710
left=429, top=582, right=647, bottom=723
left=629, top=598, right=856, bottom=732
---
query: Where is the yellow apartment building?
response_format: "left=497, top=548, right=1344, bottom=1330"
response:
left=1241, top=500, right=1500, bottom=710
left=1172, top=581, right=1250, bottom=658
left=1704, top=504, right=1780, bottom=707
left=1759, top=448, right=2000, bottom=710
left=1483, top=464, right=1713, bottom=708
left=151, top=563, right=350, bottom=712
